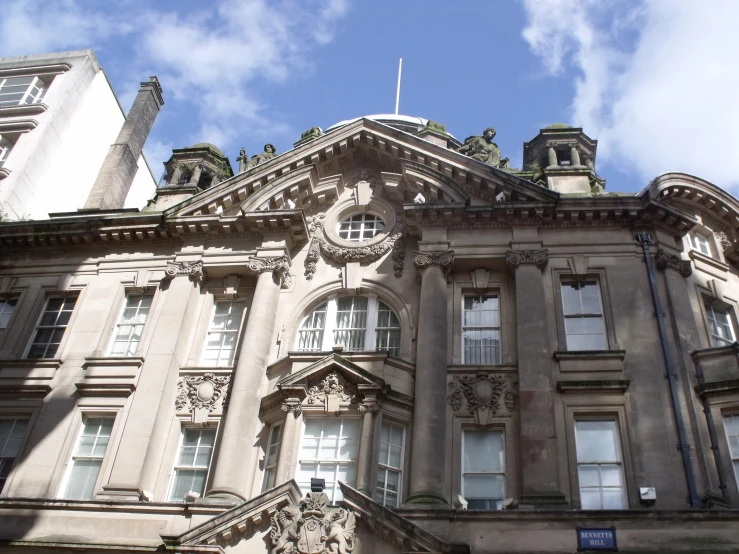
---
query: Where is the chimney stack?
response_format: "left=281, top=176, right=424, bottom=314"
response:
left=84, top=76, right=164, bottom=210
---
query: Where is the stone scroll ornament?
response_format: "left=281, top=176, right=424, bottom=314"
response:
left=175, top=373, right=231, bottom=413
left=164, top=261, right=204, bottom=283
left=412, top=250, right=454, bottom=283
left=270, top=491, right=356, bottom=554
left=304, top=213, right=406, bottom=280
left=655, top=248, right=692, bottom=277
left=505, top=249, right=549, bottom=270
left=245, top=255, right=292, bottom=289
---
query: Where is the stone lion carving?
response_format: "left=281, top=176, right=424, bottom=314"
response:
left=270, top=506, right=302, bottom=554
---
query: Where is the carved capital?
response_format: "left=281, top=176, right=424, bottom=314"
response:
left=281, top=399, right=302, bottom=415
left=505, top=249, right=548, bottom=270
left=246, top=255, right=292, bottom=289
left=413, top=250, right=454, bottom=281
left=655, top=249, right=692, bottom=277
left=164, top=261, right=204, bottom=283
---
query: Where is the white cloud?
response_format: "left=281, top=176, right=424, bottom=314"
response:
left=521, top=0, right=739, bottom=192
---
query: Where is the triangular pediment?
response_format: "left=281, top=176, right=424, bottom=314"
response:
left=163, top=118, right=558, bottom=221
left=277, top=352, right=386, bottom=390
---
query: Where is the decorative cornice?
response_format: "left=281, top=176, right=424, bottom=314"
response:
left=164, top=261, right=204, bottom=283
left=505, top=248, right=549, bottom=269
left=655, top=248, right=692, bottom=277
left=413, top=250, right=454, bottom=282
left=245, top=255, right=292, bottom=289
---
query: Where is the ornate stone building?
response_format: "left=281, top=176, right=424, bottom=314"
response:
left=1, top=101, right=739, bottom=553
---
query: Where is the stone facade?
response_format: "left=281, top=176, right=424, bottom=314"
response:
left=1, top=113, right=739, bottom=553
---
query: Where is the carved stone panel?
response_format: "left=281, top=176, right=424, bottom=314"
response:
left=447, top=372, right=518, bottom=426
left=176, top=373, right=230, bottom=423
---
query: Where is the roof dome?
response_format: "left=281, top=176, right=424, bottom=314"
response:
left=191, top=142, right=225, bottom=157
left=544, top=123, right=573, bottom=130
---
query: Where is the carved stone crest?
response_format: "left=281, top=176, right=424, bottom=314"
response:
left=447, top=372, right=518, bottom=426
left=307, top=372, right=356, bottom=413
left=270, top=491, right=356, bottom=554
left=505, top=249, right=549, bottom=270
left=176, top=373, right=230, bottom=422
left=655, top=248, right=692, bottom=277
left=164, top=261, right=204, bottom=283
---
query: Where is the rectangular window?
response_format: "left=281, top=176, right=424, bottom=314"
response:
left=692, top=233, right=712, bottom=256
left=0, top=76, right=48, bottom=107
left=0, top=419, right=29, bottom=493
left=375, top=302, right=401, bottom=357
left=462, top=295, right=501, bottom=364
left=334, top=297, right=367, bottom=351
left=61, top=417, right=113, bottom=500
left=168, top=428, right=216, bottom=501
left=375, top=421, right=404, bottom=507
left=261, top=422, right=283, bottom=492
left=0, top=135, right=13, bottom=169
left=0, top=297, right=17, bottom=329
left=706, top=304, right=735, bottom=347
left=462, top=430, right=506, bottom=510
left=574, top=420, right=626, bottom=509
left=201, top=300, right=245, bottom=366
left=108, top=293, right=153, bottom=356
left=298, top=418, right=359, bottom=503
left=724, top=414, right=739, bottom=491
left=27, top=296, right=77, bottom=359
left=561, top=281, right=606, bottom=351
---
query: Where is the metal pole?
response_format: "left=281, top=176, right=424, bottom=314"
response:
left=395, top=58, right=402, bottom=115
left=635, top=231, right=701, bottom=508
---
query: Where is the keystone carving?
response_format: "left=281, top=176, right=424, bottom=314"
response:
left=270, top=491, right=356, bottom=554
left=307, top=372, right=356, bottom=413
left=655, top=248, right=692, bottom=277
left=448, top=372, right=518, bottom=426
left=413, top=250, right=454, bottom=282
left=304, top=214, right=406, bottom=280
left=246, top=255, right=292, bottom=289
left=175, top=373, right=230, bottom=415
left=164, top=261, right=204, bottom=283
left=505, top=249, right=549, bottom=269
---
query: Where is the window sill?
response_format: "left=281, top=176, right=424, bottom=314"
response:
left=0, top=103, right=48, bottom=117
left=689, top=249, right=730, bottom=274
left=0, top=358, right=61, bottom=398
left=557, top=379, right=630, bottom=394
left=76, top=356, right=145, bottom=397
left=553, top=350, right=625, bottom=373
left=0, top=167, right=9, bottom=180
left=691, top=343, right=739, bottom=387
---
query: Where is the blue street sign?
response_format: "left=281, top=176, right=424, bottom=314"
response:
left=577, top=528, right=617, bottom=551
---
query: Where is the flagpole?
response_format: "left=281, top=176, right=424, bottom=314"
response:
left=395, top=58, right=403, bottom=115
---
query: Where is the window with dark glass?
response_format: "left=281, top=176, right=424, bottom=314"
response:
left=27, top=296, right=77, bottom=359
left=561, top=281, right=606, bottom=351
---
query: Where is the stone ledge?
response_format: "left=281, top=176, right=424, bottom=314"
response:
left=695, top=378, right=739, bottom=398
left=76, top=356, right=145, bottom=397
left=0, top=358, right=60, bottom=397
left=554, top=350, right=625, bottom=373
left=689, top=249, right=730, bottom=274
left=557, top=380, right=630, bottom=394
left=0, top=103, right=48, bottom=117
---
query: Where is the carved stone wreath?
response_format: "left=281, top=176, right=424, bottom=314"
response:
left=304, top=213, right=406, bottom=279
left=448, top=372, right=518, bottom=425
left=175, top=373, right=231, bottom=413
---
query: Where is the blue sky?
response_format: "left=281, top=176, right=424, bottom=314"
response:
left=2, top=0, right=738, bottom=194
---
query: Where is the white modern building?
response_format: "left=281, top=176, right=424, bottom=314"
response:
left=0, top=50, right=156, bottom=220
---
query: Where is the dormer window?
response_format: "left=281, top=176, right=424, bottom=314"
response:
left=297, top=296, right=400, bottom=356
left=0, top=76, right=48, bottom=107
left=337, top=213, right=385, bottom=242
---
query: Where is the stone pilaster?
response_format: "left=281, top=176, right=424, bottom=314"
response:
left=205, top=255, right=289, bottom=501
left=275, top=403, right=302, bottom=486
left=406, top=250, right=454, bottom=505
left=355, top=402, right=379, bottom=495
left=506, top=248, right=566, bottom=507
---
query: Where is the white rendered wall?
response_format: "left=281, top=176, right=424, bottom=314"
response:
left=125, top=155, right=157, bottom=210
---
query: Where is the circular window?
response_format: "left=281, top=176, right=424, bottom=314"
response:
left=337, top=213, right=385, bottom=242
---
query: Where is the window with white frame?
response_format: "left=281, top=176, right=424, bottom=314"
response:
left=337, top=213, right=385, bottom=242
left=0, top=418, right=29, bottom=493
left=0, top=135, right=14, bottom=169
left=168, top=427, right=216, bottom=501
left=27, top=296, right=77, bottom=359
left=706, top=303, right=736, bottom=347
left=60, top=417, right=113, bottom=500
left=0, top=297, right=17, bottom=329
left=691, top=232, right=712, bottom=256
left=297, top=296, right=401, bottom=356
left=108, top=293, right=153, bottom=356
left=574, top=420, right=626, bottom=509
left=462, top=295, right=501, bottom=364
left=462, top=430, right=506, bottom=510
left=298, top=418, right=359, bottom=503
left=724, top=414, right=739, bottom=491
left=375, top=421, right=405, bottom=507
left=201, top=300, right=246, bottom=366
left=0, top=76, right=48, bottom=107
left=561, top=281, right=606, bottom=351
left=261, top=422, right=283, bottom=492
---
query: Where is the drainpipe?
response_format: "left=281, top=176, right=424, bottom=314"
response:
left=694, top=360, right=730, bottom=503
left=635, top=232, right=700, bottom=508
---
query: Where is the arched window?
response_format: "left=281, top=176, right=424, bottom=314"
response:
left=297, top=296, right=400, bottom=356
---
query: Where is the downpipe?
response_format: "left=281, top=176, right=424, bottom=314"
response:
left=636, top=232, right=701, bottom=508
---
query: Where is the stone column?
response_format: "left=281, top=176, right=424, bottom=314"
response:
left=102, top=261, right=203, bottom=500
left=406, top=250, right=454, bottom=505
left=274, top=405, right=302, bottom=485
left=506, top=249, right=566, bottom=507
left=547, top=146, right=558, bottom=168
left=169, top=165, right=182, bottom=186
left=570, top=144, right=581, bottom=167
left=355, top=404, right=379, bottom=495
left=205, top=256, right=290, bottom=501
left=188, top=164, right=203, bottom=187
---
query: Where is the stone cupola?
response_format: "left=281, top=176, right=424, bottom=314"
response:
left=144, top=143, right=233, bottom=211
left=522, top=124, right=605, bottom=194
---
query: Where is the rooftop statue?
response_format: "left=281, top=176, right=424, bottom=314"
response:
left=247, top=143, right=277, bottom=169
left=457, top=127, right=509, bottom=168
left=236, top=146, right=248, bottom=174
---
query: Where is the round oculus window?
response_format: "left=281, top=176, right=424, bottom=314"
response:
left=337, top=213, right=385, bottom=242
